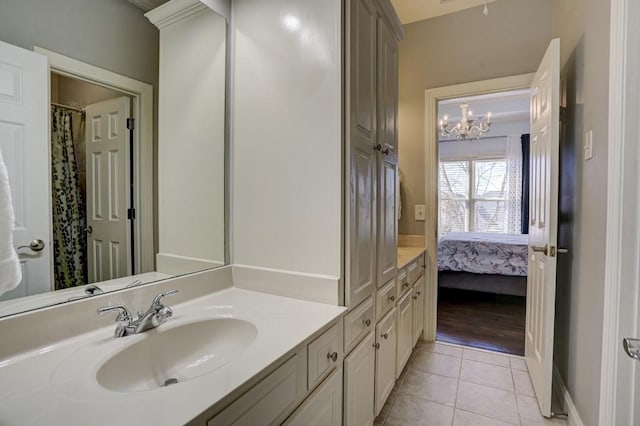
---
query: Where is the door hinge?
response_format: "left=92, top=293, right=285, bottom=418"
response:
left=127, top=208, right=136, bottom=220
left=126, top=118, right=135, bottom=130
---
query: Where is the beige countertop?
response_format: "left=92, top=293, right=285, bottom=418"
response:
left=397, top=246, right=426, bottom=269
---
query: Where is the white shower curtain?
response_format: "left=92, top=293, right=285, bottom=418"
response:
left=505, top=135, right=522, bottom=234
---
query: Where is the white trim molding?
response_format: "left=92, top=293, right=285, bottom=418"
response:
left=422, top=73, right=534, bottom=340
left=553, top=365, right=585, bottom=426
left=34, top=47, right=155, bottom=276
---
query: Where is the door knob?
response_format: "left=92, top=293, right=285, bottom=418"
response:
left=623, top=338, right=640, bottom=360
left=17, top=239, right=45, bottom=252
left=85, top=226, right=93, bottom=234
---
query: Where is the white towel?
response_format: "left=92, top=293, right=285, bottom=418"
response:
left=0, top=147, right=21, bottom=296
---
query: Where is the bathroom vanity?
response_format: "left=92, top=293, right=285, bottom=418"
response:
left=0, top=268, right=346, bottom=425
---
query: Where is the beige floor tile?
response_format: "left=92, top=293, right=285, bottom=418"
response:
left=460, top=359, right=514, bottom=392
left=453, top=409, right=517, bottom=426
left=517, top=393, right=549, bottom=422
left=398, top=368, right=458, bottom=406
left=462, top=348, right=511, bottom=368
left=521, top=417, right=568, bottom=426
left=510, top=357, right=528, bottom=371
left=386, top=394, right=454, bottom=426
left=422, top=342, right=464, bottom=358
left=513, top=369, right=536, bottom=397
left=456, top=381, right=520, bottom=424
left=412, top=351, right=461, bottom=378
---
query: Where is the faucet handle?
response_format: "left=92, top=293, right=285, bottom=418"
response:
left=97, top=305, right=133, bottom=323
left=151, top=289, right=179, bottom=308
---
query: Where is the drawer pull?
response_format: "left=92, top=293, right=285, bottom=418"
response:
left=416, top=291, right=421, bottom=296
left=381, top=332, right=389, bottom=340
left=363, top=318, right=371, bottom=327
left=327, top=351, right=338, bottom=362
left=373, top=342, right=381, bottom=349
left=388, top=295, right=395, bottom=302
left=403, top=282, right=409, bottom=288
left=412, top=295, right=418, bottom=300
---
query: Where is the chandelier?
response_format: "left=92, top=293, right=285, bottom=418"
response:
left=440, top=103, right=492, bottom=140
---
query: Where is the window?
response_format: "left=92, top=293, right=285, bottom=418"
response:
left=439, top=157, right=508, bottom=233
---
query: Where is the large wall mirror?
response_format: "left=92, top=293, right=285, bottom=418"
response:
left=0, top=0, right=228, bottom=317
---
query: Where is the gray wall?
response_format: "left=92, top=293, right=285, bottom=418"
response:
left=0, top=0, right=159, bottom=86
left=553, top=0, right=610, bottom=424
left=397, top=0, right=553, bottom=235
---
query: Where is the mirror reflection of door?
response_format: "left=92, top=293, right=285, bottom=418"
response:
left=84, top=97, right=132, bottom=284
left=50, top=74, right=133, bottom=290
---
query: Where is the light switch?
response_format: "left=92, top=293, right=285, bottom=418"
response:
left=415, top=205, right=426, bottom=221
left=584, top=130, right=593, bottom=161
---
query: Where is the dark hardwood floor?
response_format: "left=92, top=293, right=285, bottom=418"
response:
left=436, top=288, right=526, bottom=356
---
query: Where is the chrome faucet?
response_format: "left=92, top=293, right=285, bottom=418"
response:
left=97, top=289, right=178, bottom=338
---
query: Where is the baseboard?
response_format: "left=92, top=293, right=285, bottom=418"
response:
left=553, top=365, right=585, bottom=426
left=232, top=264, right=340, bottom=305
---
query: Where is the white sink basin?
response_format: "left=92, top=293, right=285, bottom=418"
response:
left=96, top=318, right=257, bottom=392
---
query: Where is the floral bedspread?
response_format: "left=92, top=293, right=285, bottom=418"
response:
left=437, top=232, right=528, bottom=276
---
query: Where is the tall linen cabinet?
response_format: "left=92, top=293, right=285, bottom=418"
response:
left=232, top=0, right=403, bottom=423
left=344, top=0, right=403, bottom=424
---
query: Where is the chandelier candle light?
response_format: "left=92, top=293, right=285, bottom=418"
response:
left=440, top=103, right=492, bottom=140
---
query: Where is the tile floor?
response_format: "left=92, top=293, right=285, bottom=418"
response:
left=374, top=342, right=567, bottom=426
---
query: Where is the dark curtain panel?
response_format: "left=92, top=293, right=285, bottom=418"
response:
left=521, top=134, right=530, bottom=234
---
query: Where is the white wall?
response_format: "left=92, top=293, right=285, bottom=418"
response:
left=152, top=5, right=227, bottom=274
left=231, top=0, right=342, bottom=278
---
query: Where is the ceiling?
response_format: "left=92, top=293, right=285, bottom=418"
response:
left=390, top=0, right=496, bottom=25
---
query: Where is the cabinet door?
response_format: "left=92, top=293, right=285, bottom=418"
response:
left=375, top=307, right=397, bottom=415
left=396, top=289, right=414, bottom=378
left=344, top=332, right=376, bottom=426
left=285, top=369, right=343, bottom=426
left=347, top=0, right=378, bottom=307
left=412, top=275, right=425, bottom=346
left=377, top=16, right=398, bottom=160
left=377, top=155, right=397, bottom=287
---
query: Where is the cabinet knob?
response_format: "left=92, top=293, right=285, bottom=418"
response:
left=416, top=291, right=421, bottom=296
left=382, top=148, right=390, bottom=155
left=326, top=351, right=338, bottom=362
left=363, top=318, right=371, bottom=327
left=382, top=332, right=389, bottom=340
left=388, top=295, right=395, bottom=302
left=403, top=282, right=409, bottom=288
left=374, top=144, right=382, bottom=151
left=413, top=295, right=418, bottom=300
left=373, top=342, right=381, bottom=349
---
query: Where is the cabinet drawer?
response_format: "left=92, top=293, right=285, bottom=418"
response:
left=396, top=269, right=407, bottom=298
left=208, top=354, right=300, bottom=426
left=407, top=260, right=420, bottom=286
left=344, top=297, right=374, bottom=354
left=397, top=268, right=411, bottom=298
left=308, top=323, right=340, bottom=390
left=376, top=279, right=396, bottom=321
left=418, top=253, right=425, bottom=269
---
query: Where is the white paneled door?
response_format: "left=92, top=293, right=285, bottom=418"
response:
left=0, top=41, right=50, bottom=300
left=525, top=38, right=560, bottom=417
left=85, top=97, right=131, bottom=283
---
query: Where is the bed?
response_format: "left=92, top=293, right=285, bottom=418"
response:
left=437, top=232, right=528, bottom=297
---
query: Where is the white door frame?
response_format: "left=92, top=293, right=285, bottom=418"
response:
left=422, top=73, right=534, bottom=340
left=598, top=0, right=640, bottom=423
left=34, top=47, right=155, bottom=276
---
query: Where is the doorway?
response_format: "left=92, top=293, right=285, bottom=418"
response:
left=50, top=72, right=134, bottom=288
left=435, top=89, right=531, bottom=355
